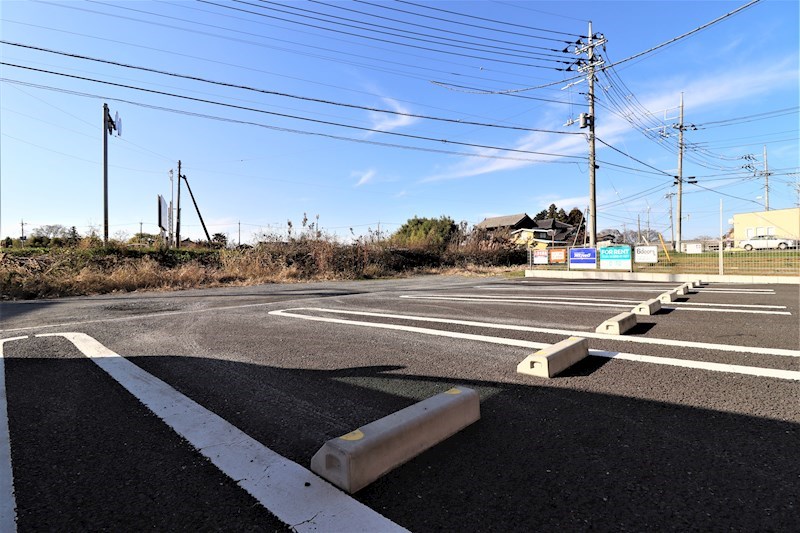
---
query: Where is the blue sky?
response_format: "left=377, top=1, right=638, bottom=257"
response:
left=2, top=0, right=798, bottom=244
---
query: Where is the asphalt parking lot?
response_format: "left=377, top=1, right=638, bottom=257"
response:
left=1, top=276, right=798, bottom=531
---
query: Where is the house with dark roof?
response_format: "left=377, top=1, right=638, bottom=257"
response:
left=475, top=213, right=535, bottom=231
left=476, top=213, right=579, bottom=247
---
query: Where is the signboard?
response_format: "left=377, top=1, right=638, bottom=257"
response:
left=158, top=195, right=168, bottom=231
left=634, top=245, right=658, bottom=264
left=600, top=246, right=632, bottom=270
left=685, top=243, right=703, bottom=254
left=548, top=248, right=567, bottom=264
left=533, top=249, right=549, bottom=265
left=569, top=247, right=597, bottom=270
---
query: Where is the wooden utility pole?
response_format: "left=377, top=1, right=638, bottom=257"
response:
left=176, top=160, right=182, bottom=248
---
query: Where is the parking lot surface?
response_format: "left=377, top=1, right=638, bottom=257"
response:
left=1, top=276, right=798, bottom=531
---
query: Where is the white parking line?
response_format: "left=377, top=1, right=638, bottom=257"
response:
left=269, top=309, right=800, bottom=381
left=0, top=336, right=27, bottom=533
left=35, top=333, right=406, bottom=533
left=399, top=295, right=791, bottom=315
left=408, top=294, right=787, bottom=309
left=271, top=308, right=800, bottom=358
left=477, top=286, right=775, bottom=294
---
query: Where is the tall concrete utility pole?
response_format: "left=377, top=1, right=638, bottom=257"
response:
left=587, top=21, right=598, bottom=247
left=675, top=93, right=685, bottom=253
left=763, top=145, right=769, bottom=211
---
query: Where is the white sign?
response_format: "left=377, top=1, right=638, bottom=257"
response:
left=158, top=195, right=169, bottom=231
left=533, top=249, right=548, bottom=265
left=634, top=246, right=658, bottom=264
left=685, top=243, right=703, bottom=254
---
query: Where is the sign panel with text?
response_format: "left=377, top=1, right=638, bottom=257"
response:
left=569, top=248, right=597, bottom=270
left=600, top=246, right=632, bottom=270
left=634, top=245, right=658, bottom=264
left=549, top=248, right=568, bottom=264
left=533, top=249, right=549, bottom=265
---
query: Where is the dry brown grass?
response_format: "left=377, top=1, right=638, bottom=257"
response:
left=0, top=243, right=526, bottom=300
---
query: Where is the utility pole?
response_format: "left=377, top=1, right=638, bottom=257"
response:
left=763, top=145, right=770, bottom=211
left=102, top=103, right=120, bottom=245
left=675, top=93, right=684, bottom=253
left=168, top=169, right=175, bottom=248
left=139, top=221, right=143, bottom=242
left=586, top=21, right=598, bottom=247
left=637, top=214, right=641, bottom=245
left=20, top=219, right=27, bottom=247
left=665, top=192, right=675, bottom=248
left=570, top=22, right=604, bottom=246
left=176, top=160, right=182, bottom=248
left=238, top=220, right=241, bottom=246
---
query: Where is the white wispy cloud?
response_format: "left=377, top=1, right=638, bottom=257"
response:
left=352, top=168, right=377, bottom=187
left=420, top=56, right=798, bottom=183
left=366, top=97, right=418, bottom=135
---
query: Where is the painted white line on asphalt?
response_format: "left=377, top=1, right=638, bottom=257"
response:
left=661, top=306, right=790, bottom=315
left=416, top=294, right=787, bottom=309
left=0, top=301, right=280, bottom=334
left=0, top=336, right=27, bottom=533
left=590, top=351, right=800, bottom=381
left=401, top=295, right=632, bottom=310
left=36, top=332, right=406, bottom=533
left=273, top=308, right=800, bottom=358
left=269, top=311, right=546, bottom=349
left=270, top=310, right=800, bottom=381
left=399, top=295, right=791, bottom=315
left=476, top=286, right=775, bottom=294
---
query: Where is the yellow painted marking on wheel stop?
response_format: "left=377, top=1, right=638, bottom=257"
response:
left=340, top=429, right=365, bottom=441
left=444, top=388, right=462, bottom=394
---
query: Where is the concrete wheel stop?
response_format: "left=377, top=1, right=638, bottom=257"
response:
left=517, top=337, right=589, bottom=378
left=310, top=387, right=480, bottom=493
left=633, top=298, right=661, bottom=315
left=595, top=311, right=637, bottom=335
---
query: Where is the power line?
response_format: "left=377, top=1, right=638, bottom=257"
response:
left=31, top=2, right=546, bottom=88
left=389, top=0, right=584, bottom=39
left=4, top=19, right=566, bottom=124
left=1, top=62, right=589, bottom=159
left=241, top=0, right=573, bottom=62
left=444, top=0, right=762, bottom=96
left=1, top=77, right=582, bottom=164
left=1, top=40, right=580, bottom=135
left=197, top=0, right=566, bottom=69
left=309, top=0, right=574, bottom=56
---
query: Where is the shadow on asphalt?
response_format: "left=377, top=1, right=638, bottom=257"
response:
left=103, top=355, right=800, bottom=531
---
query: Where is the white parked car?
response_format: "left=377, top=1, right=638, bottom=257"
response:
left=738, top=235, right=797, bottom=251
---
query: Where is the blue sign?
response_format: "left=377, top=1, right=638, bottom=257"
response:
left=569, top=248, right=597, bottom=270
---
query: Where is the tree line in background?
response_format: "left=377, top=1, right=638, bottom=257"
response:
left=2, top=204, right=588, bottom=252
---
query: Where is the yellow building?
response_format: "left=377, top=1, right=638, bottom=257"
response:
left=732, top=207, right=800, bottom=246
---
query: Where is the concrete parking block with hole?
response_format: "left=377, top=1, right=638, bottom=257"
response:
left=310, top=387, right=480, bottom=493
left=517, top=337, right=588, bottom=378
left=596, top=311, right=637, bottom=335
left=658, top=290, right=678, bottom=303
left=633, top=298, right=661, bottom=315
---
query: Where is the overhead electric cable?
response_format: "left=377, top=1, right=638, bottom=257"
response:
left=0, top=78, right=580, bottom=165
left=198, top=0, right=565, bottom=69
left=389, top=0, right=583, bottom=39
left=309, top=0, right=574, bottom=56
left=246, top=0, right=573, bottom=61
left=0, top=67, right=586, bottom=161
left=0, top=41, right=580, bottom=135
